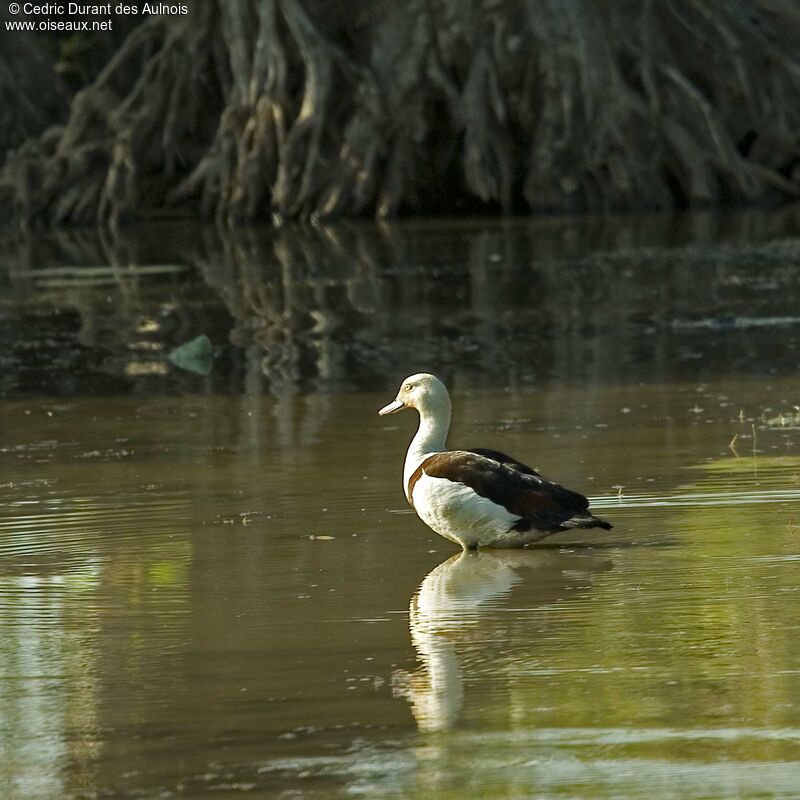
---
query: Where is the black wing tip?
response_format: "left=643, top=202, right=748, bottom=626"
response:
left=513, top=514, right=613, bottom=533
left=566, top=514, right=613, bottom=531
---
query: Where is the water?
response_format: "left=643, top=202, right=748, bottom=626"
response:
left=1, top=212, right=800, bottom=798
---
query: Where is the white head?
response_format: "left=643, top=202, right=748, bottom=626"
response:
left=378, top=373, right=452, bottom=418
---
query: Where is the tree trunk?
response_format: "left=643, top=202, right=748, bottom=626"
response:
left=2, top=0, right=800, bottom=225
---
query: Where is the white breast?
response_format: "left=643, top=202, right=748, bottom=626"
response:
left=411, top=473, right=521, bottom=549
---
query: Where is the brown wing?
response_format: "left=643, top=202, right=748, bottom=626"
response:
left=420, top=450, right=611, bottom=533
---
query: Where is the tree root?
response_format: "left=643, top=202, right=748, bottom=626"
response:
left=0, top=29, right=67, bottom=159
left=2, top=0, right=800, bottom=224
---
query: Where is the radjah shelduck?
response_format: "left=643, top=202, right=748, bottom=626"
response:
left=378, top=373, right=612, bottom=550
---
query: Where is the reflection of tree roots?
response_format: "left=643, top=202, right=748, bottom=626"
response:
left=193, top=224, right=373, bottom=389
left=7, top=211, right=800, bottom=396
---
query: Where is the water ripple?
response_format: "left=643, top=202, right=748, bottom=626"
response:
left=591, top=487, right=800, bottom=510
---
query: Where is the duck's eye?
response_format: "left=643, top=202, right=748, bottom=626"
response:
left=404, top=383, right=413, bottom=392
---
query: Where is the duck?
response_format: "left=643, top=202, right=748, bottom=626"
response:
left=378, top=373, right=612, bottom=550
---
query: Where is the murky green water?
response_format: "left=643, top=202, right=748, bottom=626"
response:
left=1, top=212, right=800, bottom=798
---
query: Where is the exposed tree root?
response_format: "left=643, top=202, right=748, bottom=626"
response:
left=0, top=34, right=67, bottom=161
left=2, top=0, right=800, bottom=224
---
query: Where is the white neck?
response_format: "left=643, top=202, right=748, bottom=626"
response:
left=403, top=402, right=451, bottom=497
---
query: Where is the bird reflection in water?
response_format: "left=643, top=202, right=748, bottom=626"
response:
left=392, top=549, right=612, bottom=732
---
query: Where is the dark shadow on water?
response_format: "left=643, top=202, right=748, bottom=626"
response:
left=2, top=207, right=800, bottom=399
